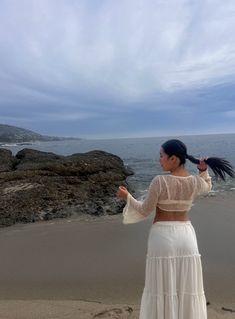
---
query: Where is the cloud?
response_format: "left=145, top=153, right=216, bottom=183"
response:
left=0, top=0, right=235, bottom=137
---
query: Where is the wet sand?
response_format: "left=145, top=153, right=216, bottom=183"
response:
left=0, top=191, right=234, bottom=318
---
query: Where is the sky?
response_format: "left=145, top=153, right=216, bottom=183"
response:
left=0, top=0, right=235, bottom=139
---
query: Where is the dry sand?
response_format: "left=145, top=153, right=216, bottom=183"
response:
left=0, top=191, right=234, bottom=318
left=0, top=300, right=235, bottom=319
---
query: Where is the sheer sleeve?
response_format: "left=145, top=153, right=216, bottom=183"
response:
left=122, top=176, right=161, bottom=224
left=195, top=170, right=212, bottom=195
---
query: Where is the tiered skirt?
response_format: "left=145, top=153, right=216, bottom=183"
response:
left=139, top=221, right=207, bottom=319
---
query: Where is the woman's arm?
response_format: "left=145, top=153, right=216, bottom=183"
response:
left=197, top=170, right=212, bottom=194
left=117, top=176, right=161, bottom=224
left=196, top=158, right=212, bottom=194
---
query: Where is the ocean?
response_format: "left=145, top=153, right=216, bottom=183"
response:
left=2, top=133, right=235, bottom=196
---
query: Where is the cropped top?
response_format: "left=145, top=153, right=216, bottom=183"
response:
left=122, top=170, right=212, bottom=224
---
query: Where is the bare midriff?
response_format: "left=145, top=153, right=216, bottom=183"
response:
left=153, top=207, right=189, bottom=224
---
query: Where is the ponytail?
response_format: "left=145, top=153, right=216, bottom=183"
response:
left=161, top=139, right=234, bottom=181
left=186, top=154, right=235, bottom=181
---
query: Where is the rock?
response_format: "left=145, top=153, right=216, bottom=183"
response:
left=0, top=148, right=133, bottom=227
left=15, top=148, right=64, bottom=170
left=0, top=149, right=16, bottom=172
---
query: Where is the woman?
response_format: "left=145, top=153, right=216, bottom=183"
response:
left=116, top=139, right=234, bottom=319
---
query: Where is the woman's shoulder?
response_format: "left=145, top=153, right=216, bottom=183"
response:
left=149, top=175, right=162, bottom=186
left=150, top=175, right=166, bottom=187
left=154, top=174, right=198, bottom=186
left=161, top=174, right=195, bottom=179
left=151, top=174, right=198, bottom=184
left=151, top=174, right=163, bottom=181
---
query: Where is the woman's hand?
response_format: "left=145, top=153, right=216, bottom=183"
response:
left=116, top=186, right=129, bottom=200
left=197, top=157, right=208, bottom=171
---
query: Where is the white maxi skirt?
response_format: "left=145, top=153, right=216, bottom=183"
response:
left=139, top=221, right=207, bottom=319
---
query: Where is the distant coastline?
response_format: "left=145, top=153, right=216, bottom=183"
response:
left=0, top=124, right=81, bottom=143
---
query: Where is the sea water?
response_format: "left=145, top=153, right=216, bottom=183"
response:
left=2, top=133, right=235, bottom=195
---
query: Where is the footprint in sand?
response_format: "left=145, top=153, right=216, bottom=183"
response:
left=93, top=306, right=133, bottom=318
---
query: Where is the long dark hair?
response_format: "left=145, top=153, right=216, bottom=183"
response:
left=161, top=139, right=235, bottom=181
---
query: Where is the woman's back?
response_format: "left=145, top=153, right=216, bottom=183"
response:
left=156, top=172, right=212, bottom=212
left=122, top=170, right=212, bottom=224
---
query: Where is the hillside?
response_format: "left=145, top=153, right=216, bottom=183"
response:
left=0, top=124, right=79, bottom=143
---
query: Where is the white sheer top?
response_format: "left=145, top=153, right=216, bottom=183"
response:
left=123, top=170, right=212, bottom=224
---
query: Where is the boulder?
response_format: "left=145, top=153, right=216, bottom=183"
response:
left=0, top=148, right=133, bottom=227
left=0, top=149, right=16, bottom=172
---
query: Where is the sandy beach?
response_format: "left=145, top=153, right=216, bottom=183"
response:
left=0, top=191, right=234, bottom=318
left=0, top=300, right=235, bottom=319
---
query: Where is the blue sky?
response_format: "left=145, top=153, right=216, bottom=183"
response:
left=0, top=0, right=235, bottom=139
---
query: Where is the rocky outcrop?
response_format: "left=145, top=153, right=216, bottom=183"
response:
left=0, top=149, right=16, bottom=172
left=0, top=148, right=133, bottom=227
